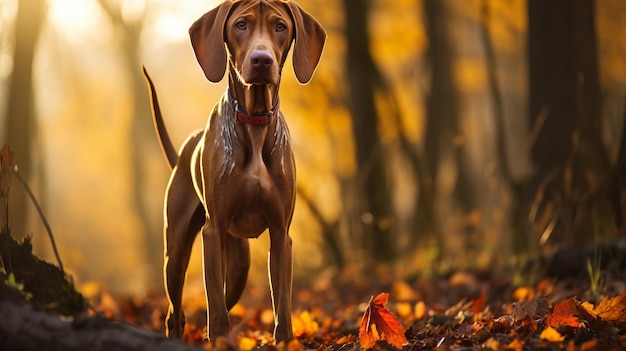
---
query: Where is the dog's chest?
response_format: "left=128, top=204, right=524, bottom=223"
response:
left=226, top=165, right=275, bottom=238
left=210, top=120, right=293, bottom=238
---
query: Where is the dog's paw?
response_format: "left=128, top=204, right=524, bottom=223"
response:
left=165, top=311, right=186, bottom=338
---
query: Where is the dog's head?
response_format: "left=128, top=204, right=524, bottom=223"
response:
left=189, top=0, right=326, bottom=85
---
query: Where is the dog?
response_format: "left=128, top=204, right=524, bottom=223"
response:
left=143, top=0, right=326, bottom=342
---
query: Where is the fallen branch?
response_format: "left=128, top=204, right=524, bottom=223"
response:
left=0, top=300, right=202, bottom=351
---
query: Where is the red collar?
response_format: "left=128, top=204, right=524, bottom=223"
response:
left=229, top=90, right=280, bottom=125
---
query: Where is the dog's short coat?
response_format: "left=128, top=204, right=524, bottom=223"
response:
left=143, top=0, right=326, bottom=343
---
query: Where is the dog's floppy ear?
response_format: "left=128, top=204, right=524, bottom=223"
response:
left=285, top=2, right=327, bottom=84
left=189, top=1, right=236, bottom=83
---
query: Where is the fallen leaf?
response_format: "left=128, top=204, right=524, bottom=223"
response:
left=483, top=337, right=501, bottom=350
left=391, top=281, right=417, bottom=301
left=507, top=338, right=524, bottom=351
left=566, top=339, right=576, bottom=351
left=588, top=292, right=626, bottom=323
left=238, top=336, right=257, bottom=351
left=472, top=290, right=487, bottom=313
left=414, top=301, right=426, bottom=320
left=0, top=144, right=14, bottom=198
left=518, top=316, right=539, bottom=334
left=580, top=339, right=597, bottom=351
left=513, top=286, right=534, bottom=301
left=286, top=338, right=304, bottom=351
left=512, top=299, right=537, bottom=321
left=229, top=303, right=248, bottom=319
left=212, top=336, right=231, bottom=350
left=359, top=292, right=407, bottom=350
left=540, top=326, right=565, bottom=342
left=396, top=302, right=413, bottom=319
left=335, top=334, right=356, bottom=344
left=292, top=310, right=319, bottom=338
left=183, top=322, right=205, bottom=345
left=260, top=308, right=275, bottom=325
left=580, top=300, right=595, bottom=313
left=547, top=299, right=581, bottom=328
left=0, top=144, right=13, bottom=173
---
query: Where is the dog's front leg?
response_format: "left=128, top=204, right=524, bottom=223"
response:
left=201, top=221, right=230, bottom=340
left=268, top=227, right=293, bottom=342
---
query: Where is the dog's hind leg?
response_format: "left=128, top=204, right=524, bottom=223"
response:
left=164, top=196, right=204, bottom=338
left=225, top=235, right=250, bottom=310
left=163, top=134, right=206, bottom=338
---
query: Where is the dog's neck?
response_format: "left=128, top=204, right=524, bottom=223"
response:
left=228, top=73, right=280, bottom=122
left=227, top=87, right=280, bottom=125
left=218, top=70, right=290, bottom=175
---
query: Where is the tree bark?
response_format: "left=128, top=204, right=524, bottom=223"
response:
left=341, top=0, right=394, bottom=262
left=528, top=0, right=612, bottom=244
left=479, top=0, right=528, bottom=252
left=421, top=0, right=461, bottom=251
left=611, top=93, right=626, bottom=228
left=4, top=0, right=45, bottom=238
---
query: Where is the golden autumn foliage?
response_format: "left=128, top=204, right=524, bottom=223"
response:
left=0, top=0, right=624, bottom=298
left=2, top=1, right=626, bottom=349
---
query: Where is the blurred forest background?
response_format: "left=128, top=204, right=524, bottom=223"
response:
left=1, top=0, right=625, bottom=298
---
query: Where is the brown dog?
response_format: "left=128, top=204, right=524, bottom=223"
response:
left=143, top=0, right=325, bottom=343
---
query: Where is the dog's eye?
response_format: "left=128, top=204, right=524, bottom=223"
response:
left=275, top=22, right=286, bottom=32
left=235, top=20, right=247, bottom=30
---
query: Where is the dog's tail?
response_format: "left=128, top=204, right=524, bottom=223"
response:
left=142, top=66, right=178, bottom=170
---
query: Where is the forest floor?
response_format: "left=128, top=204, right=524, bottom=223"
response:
left=1, top=230, right=626, bottom=350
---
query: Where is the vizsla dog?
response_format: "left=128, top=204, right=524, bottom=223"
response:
left=143, top=0, right=325, bottom=343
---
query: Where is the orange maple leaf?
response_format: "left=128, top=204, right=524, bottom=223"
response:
left=586, top=292, right=626, bottom=323
left=359, top=292, right=408, bottom=350
left=547, top=298, right=581, bottom=328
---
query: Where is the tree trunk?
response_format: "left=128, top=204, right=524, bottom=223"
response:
left=611, top=93, right=626, bottom=228
left=421, top=0, right=461, bottom=254
left=4, top=0, right=45, bottom=238
left=528, top=0, right=612, bottom=244
left=341, top=0, right=394, bottom=262
left=479, top=0, right=527, bottom=252
left=98, top=0, right=161, bottom=285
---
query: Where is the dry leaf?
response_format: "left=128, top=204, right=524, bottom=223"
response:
left=292, top=310, right=319, bottom=338
left=0, top=144, right=13, bottom=199
left=229, top=302, right=248, bottom=319
left=547, top=299, right=581, bottom=328
left=513, top=300, right=537, bottom=321
left=513, top=286, right=535, bottom=301
left=335, top=334, right=356, bottom=344
left=507, top=338, right=524, bottom=351
left=286, top=338, right=304, bottom=351
left=391, top=281, right=417, bottom=301
left=238, top=336, right=257, bottom=351
left=579, top=339, right=598, bottom=351
left=589, top=292, right=626, bottom=323
left=414, top=301, right=427, bottom=320
left=359, top=292, right=408, bottom=350
left=472, top=290, right=487, bottom=313
left=396, top=302, right=413, bottom=319
left=540, top=326, right=565, bottom=342
left=483, top=337, right=501, bottom=349
left=0, top=144, right=14, bottom=173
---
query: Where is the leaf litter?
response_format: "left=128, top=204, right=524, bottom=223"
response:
left=82, top=263, right=626, bottom=350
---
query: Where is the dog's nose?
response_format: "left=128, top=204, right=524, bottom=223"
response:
left=250, top=51, right=273, bottom=69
